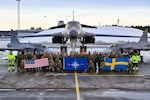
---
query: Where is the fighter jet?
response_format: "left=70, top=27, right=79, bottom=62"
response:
left=0, top=29, right=51, bottom=53
left=108, top=29, right=150, bottom=54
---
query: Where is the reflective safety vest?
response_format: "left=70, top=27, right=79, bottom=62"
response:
left=7, top=54, right=15, bottom=65
left=131, top=55, right=139, bottom=63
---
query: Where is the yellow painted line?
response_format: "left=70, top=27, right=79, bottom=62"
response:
left=74, top=71, right=80, bottom=100
left=78, top=74, right=144, bottom=77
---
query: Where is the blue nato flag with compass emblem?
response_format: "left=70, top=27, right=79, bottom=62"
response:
left=63, top=57, right=88, bottom=70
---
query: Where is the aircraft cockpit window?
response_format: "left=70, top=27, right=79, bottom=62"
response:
left=110, top=43, right=116, bottom=47
left=67, top=22, right=80, bottom=30
left=111, top=42, right=123, bottom=47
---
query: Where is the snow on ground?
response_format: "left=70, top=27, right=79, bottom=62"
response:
left=0, top=51, right=17, bottom=60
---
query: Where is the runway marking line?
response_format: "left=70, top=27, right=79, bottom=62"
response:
left=78, top=74, right=144, bottom=77
left=74, top=71, right=80, bottom=100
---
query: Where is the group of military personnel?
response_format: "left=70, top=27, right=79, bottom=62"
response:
left=7, top=50, right=139, bottom=73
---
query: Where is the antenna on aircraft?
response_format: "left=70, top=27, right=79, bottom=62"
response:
left=73, top=10, right=74, bottom=21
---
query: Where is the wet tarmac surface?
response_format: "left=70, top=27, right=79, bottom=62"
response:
left=0, top=62, right=150, bottom=100
left=0, top=89, right=150, bottom=100
left=0, top=51, right=150, bottom=100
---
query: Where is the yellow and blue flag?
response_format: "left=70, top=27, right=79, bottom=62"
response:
left=63, top=57, right=88, bottom=71
left=104, top=57, right=129, bottom=71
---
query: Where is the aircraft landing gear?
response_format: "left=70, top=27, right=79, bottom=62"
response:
left=60, top=46, right=67, bottom=54
left=80, top=46, right=86, bottom=53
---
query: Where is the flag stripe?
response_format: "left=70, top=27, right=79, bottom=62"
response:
left=104, top=57, right=129, bottom=71
left=25, top=58, right=49, bottom=68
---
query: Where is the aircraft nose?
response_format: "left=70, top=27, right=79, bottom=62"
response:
left=69, top=30, right=78, bottom=39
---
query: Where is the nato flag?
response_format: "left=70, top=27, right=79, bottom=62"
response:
left=63, top=57, right=88, bottom=71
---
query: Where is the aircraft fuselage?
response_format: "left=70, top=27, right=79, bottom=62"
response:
left=64, top=21, right=83, bottom=39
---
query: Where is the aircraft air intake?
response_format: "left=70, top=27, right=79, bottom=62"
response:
left=69, top=30, right=78, bottom=39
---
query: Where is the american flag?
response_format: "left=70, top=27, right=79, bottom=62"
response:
left=24, top=58, right=49, bottom=68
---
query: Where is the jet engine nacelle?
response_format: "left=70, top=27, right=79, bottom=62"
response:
left=52, top=37, right=63, bottom=43
left=84, top=37, right=95, bottom=44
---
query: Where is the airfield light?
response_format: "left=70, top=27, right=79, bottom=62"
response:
left=117, top=19, right=120, bottom=26
left=16, top=0, right=21, bottom=30
left=99, top=22, right=101, bottom=27
left=44, top=16, right=47, bottom=30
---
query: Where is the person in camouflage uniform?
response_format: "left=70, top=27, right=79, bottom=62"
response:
left=49, top=59, right=56, bottom=72
left=128, top=60, right=133, bottom=73
left=87, top=53, right=94, bottom=63
left=22, top=52, right=28, bottom=60
left=88, top=60, right=95, bottom=73
left=27, top=52, right=33, bottom=60
left=16, top=51, right=23, bottom=71
left=37, top=51, right=43, bottom=59
left=93, top=52, right=101, bottom=73
left=55, top=53, right=60, bottom=62
left=27, top=52, right=34, bottom=72
left=109, top=52, right=116, bottom=58
left=22, top=52, right=28, bottom=71
left=41, top=53, right=46, bottom=72
left=55, top=60, right=63, bottom=72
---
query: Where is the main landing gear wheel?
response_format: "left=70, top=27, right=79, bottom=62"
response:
left=60, top=46, right=67, bottom=54
left=80, top=46, right=86, bottom=53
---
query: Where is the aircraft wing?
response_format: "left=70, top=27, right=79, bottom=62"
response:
left=95, top=34, right=141, bottom=38
left=51, top=32, right=65, bottom=37
left=49, top=24, right=66, bottom=29
left=0, top=46, right=20, bottom=51
left=21, top=32, right=63, bottom=38
left=82, top=32, right=141, bottom=38
left=137, top=47, right=150, bottom=50
left=77, top=32, right=95, bottom=37
left=79, top=31, right=141, bottom=38
left=81, top=24, right=96, bottom=28
left=48, top=24, right=96, bottom=29
left=123, top=46, right=150, bottom=51
left=0, top=45, right=37, bottom=51
left=20, top=28, right=64, bottom=38
left=0, top=48, right=8, bottom=51
left=82, top=27, right=142, bottom=39
left=21, top=34, right=53, bottom=38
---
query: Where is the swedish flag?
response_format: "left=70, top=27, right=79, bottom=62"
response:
left=104, top=57, right=129, bottom=71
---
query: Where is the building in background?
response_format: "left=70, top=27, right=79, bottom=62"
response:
left=58, top=20, right=65, bottom=26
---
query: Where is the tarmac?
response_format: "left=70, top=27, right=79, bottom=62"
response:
left=0, top=60, right=150, bottom=100
left=0, top=51, right=150, bottom=100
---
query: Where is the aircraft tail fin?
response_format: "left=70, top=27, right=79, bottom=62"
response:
left=73, top=10, right=74, bottom=21
left=138, top=29, right=148, bottom=43
left=10, top=29, right=20, bottom=43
